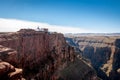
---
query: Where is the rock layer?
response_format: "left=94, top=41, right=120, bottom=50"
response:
left=66, top=36, right=120, bottom=80
left=0, top=29, right=99, bottom=80
left=0, top=45, right=23, bottom=80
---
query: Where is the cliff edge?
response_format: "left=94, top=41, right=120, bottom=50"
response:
left=0, top=29, right=99, bottom=80
left=66, top=36, right=120, bottom=80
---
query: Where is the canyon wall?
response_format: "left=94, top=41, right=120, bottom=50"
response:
left=0, top=29, right=99, bottom=80
left=66, top=36, right=120, bottom=80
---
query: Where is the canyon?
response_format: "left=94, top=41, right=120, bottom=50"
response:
left=0, top=29, right=99, bottom=80
left=65, top=35, right=120, bottom=80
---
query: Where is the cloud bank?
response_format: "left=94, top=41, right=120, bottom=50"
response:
left=0, top=18, right=91, bottom=33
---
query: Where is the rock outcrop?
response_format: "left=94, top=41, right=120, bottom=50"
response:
left=0, top=29, right=99, bottom=80
left=66, top=36, right=120, bottom=80
left=0, top=61, right=23, bottom=80
left=0, top=45, right=23, bottom=80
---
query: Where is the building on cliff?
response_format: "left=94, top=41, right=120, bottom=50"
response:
left=36, top=27, right=48, bottom=33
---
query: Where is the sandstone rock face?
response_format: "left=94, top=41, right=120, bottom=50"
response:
left=0, top=45, right=23, bottom=80
left=55, top=58, right=100, bottom=80
left=0, top=61, right=15, bottom=77
left=0, top=61, right=23, bottom=80
left=0, top=29, right=99, bottom=80
left=0, top=45, right=17, bottom=66
left=66, top=36, right=120, bottom=80
left=9, top=68, right=23, bottom=80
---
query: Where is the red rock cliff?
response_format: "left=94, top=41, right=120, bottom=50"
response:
left=0, top=29, right=99, bottom=80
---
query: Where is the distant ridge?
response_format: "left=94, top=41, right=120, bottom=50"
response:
left=65, top=33, right=120, bottom=37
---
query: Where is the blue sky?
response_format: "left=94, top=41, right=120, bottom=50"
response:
left=0, top=0, right=120, bottom=33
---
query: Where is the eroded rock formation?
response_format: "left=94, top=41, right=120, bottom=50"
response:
left=0, top=29, right=99, bottom=80
left=66, top=36, right=120, bottom=80
left=0, top=45, right=23, bottom=80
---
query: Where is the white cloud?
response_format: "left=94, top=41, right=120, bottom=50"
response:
left=0, top=18, right=91, bottom=33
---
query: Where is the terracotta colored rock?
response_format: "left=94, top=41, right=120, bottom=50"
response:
left=0, top=45, right=17, bottom=66
left=0, top=61, right=15, bottom=78
left=0, top=29, right=99, bottom=80
left=9, top=68, right=23, bottom=80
